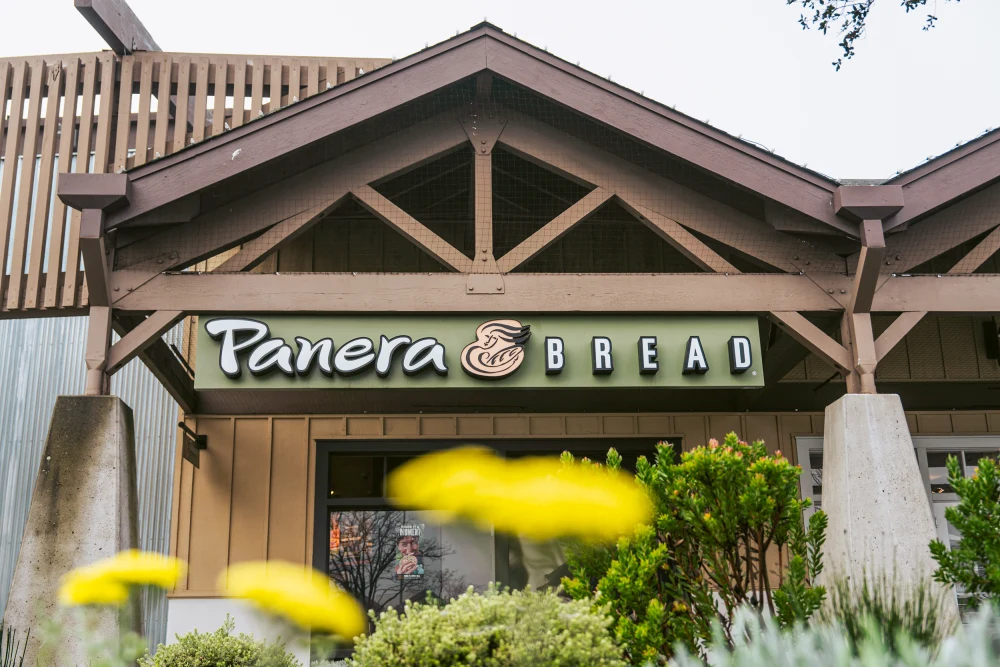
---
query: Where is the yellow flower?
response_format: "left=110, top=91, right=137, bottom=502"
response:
left=387, top=447, right=652, bottom=542
left=703, top=512, right=712, bottom=521
left=58, top=549, right=186, bottom=607
left=221, top=561, right=366, bottom=639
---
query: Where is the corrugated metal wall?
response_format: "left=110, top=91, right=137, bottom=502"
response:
left=0, top=316, right=182, bottom=650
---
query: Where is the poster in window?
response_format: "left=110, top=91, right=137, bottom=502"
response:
left=395, top=523, right=425, bottom=581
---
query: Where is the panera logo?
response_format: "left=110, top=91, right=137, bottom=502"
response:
left=460, top=320, right=531, bottom=379
left=203, top=317, right=754, bottom=382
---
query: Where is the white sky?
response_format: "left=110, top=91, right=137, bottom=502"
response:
left=4, top=0, right=998, bottom=180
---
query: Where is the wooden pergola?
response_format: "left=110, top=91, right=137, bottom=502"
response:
left=2, top=7, right=999, bottom=414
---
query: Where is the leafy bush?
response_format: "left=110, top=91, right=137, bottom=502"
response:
left=930, top=454, right=1000, bottom=608
left=139, top=617, right=301, bottom=667
left=347, top=585, right=625, bottom=667
left=821, top=571, right=957, bottom=654
left=561, top=434, right=826, bottom=662
left=670, top=603, right=1000, bottom=667
left=1, top=622, right=28, bottom=667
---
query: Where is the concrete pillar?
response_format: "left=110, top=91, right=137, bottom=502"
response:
left=1, top=396, right=141, bottom=664
left=821, top=394, right=959, bottom=621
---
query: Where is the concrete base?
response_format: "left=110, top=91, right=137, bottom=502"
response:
left=821, top=394, right=958, bottom=621
left=1, top=396, right=141, bottom=664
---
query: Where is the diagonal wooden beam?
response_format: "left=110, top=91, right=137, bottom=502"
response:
left=948, top=225, right=1000, bottom=274
left=113, top=314, right=196, bottom=413
left=498, top=114, right=845, bottom=273
left=849, top=220, right=886, bottom=313
left=616, top=196, right=740, bottom=273
left=496, top=188, right=613, bottom=273
left=874, top=311, right=927, bottom=362
left=769, top=311, right=852, bottom=374
left=213, top=191, right=350, bottom=272
left=352, top=185, right=475, bottom=273
left=114, top=113, right=469, bottom=272
left=107, top=310, right=185, bottom=375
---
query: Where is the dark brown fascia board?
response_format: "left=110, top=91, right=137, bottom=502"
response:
left=883, top=129, right=1000, bottom=232
left=58, top=173, right=131, bottom=212
left=75, top=0, right=160, bottom=54
left=833, top=185, right=903, bottom=221
left=108, top=24, right=853, bottom=234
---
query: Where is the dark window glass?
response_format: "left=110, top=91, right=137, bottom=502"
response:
left=329, top=455, right=383, bottom=498
left=965, top=451, right=999, bottom=475
left=927, top=452, right=955, bottom=494
left=809, top=451, right=823, bottom=495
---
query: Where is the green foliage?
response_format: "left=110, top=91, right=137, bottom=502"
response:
left=820, top=572, right=956, bottom=655
left=930, top=454, right=1000, bottom=608
left=671, top=603, right=1000, bottom=667
left=774, top=510, right=828, bottom=627
left=347, top=584, right=625, bottom=667
left=562, top=433, right=826, bottom=662
left=139, top=617, right=301, bottom=667
left=0, top=623, right=28, bottom=667
left=788, top=0, right=961, bottom=70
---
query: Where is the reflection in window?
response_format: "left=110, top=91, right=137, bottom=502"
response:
left=926, top=452, right=955, bottom=494
left=965, top=451, right=998, bottom=477
left=809, top=451, right=823, bottom=495
left=328, top=510, right=490, bottom=615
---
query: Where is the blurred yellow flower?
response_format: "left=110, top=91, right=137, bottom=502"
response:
left=221, top=561, right=366, bottom=639
left=387, top=446, right=652, bottom=541
left=59, top=549, right=186, bottom=607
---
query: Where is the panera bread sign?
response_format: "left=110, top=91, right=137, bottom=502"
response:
left=194, top=315, right=764, bottom=390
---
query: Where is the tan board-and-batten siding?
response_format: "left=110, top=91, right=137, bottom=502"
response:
left=168, top=410, right=1000, bottom=596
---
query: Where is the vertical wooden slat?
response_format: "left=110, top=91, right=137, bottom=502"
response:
left=0, top=62, right=11, bottom=162
left=113, top=56, right=134, bottom=173
left=6, top=62, right=46, bottom=311
left=268, top=418, right=309, bottom=564
left=211, top=58, right=227, bottom=136
left=44, top=58, right=81, bottom=308
left=267, top=60, right=282, bottom=113
left=191, top=57, right=209, bottom=144
left=231, top=59, right=246, bottom=129
left=287, top=60, right=301, bottom=105
left=152, top=56, right=171, bottom=160
left=0, top=61, right=27, bottom=291
left=227, top=419, right=271, bottom=571
left=187, top=418, right=236, bottom=592
left=132, top=57, right=153, bottom=167
left=63, top=54, right=108, bottom=308
left=342, top=59, right=356, bottom=82
left=171, top=56, right=192, bottom=152
left=23, top=61, right=63, bottom=309
left=306, top=61, right=319, bottom=98
left=249, top=59, right=264, bottom=121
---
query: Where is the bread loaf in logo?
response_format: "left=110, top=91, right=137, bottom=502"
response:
left=461, top=319, right=531, bottom=379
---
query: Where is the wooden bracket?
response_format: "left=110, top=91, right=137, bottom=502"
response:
left=874, top=311, right=927, bottom=361
left=849, top=220, right=886, bottom=313
left=106, top=310, right=185, bottom=374
left=768, top=311, right=853, bottom=374
left=80, top=209, right=112, bottom=306
left=179, top=422, right=207, bottom=468
left=461, top=113, right=506, bottom=156
left=113, top=314, right=196, bottom=413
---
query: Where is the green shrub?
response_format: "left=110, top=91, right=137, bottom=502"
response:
left=670, top=603, right=1000, bottom=667
left=930, top=454, right=1000, bottom=608
left=1, top=622, right=29, bottom=667
left=347, top=585, right=625, bottom=667
left=820, top=571, right=957, bottom=654
left=561, top=434, right=826, bottom=662
left=139, top=617, right=301, bottom=667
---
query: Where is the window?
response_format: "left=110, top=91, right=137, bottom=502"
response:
left=314, top=439, right=671, bottom=604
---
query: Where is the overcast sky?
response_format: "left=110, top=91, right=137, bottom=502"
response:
left=4, top=0, right=997, bottom=180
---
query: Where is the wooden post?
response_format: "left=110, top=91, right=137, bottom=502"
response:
left=85, top=305, right=112, bottom=395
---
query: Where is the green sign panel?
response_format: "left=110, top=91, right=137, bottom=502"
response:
left=194, top=315, right=764, bottom=390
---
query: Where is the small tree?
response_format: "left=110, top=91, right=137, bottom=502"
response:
left=562, top=433, right=827, bottom=662
left=929, top=454, right=1000, bottom=608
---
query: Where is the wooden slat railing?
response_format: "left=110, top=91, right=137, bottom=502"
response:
left=0, top=52, right=390, bottom=316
